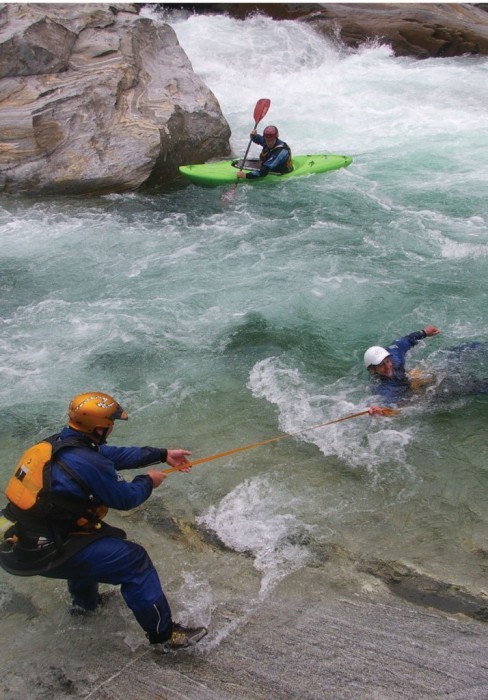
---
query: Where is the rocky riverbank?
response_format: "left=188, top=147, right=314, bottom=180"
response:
left=1, top=509, right=487, bottom=699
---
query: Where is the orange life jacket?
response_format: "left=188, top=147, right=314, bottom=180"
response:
left=5, top=434, right=108, bottom=536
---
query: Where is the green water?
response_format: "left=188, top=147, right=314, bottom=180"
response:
left=0, top=12, right=487, bottom=627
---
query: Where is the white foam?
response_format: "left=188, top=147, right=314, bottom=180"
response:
left=198, top=475, right=314, bottom=598
left=248, top=357, right=415, bottom=475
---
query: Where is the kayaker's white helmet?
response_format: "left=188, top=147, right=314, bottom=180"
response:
left=364, top=346, right=390, bottom=368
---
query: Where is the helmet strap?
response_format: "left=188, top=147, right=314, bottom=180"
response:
left=92, top=427, right=110, bottom=445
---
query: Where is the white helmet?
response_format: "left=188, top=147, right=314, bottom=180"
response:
left=364, top=346, right=390, bottom=368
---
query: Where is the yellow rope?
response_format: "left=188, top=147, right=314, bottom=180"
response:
left=162, top=407, right=399, bottom=476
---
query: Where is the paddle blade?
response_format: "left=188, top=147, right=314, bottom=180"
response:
left=221, top=182, right=238, bottom=204
left=254, top=98, right=271, bottom=125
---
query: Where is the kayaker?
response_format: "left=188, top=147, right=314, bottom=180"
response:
left=237, top=125, right=293, bottom=179
left=0, top=392, right=207, bottom=652
left=366, top=328, right=488, bottom=413
left=365, top=325, right=440, bottom=412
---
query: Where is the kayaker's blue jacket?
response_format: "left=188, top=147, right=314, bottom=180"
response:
left=245, top=135, right=292, bottom=178
left=49, top=426, right=165, bottom=511
left=370, top=330, right=427, bottom=405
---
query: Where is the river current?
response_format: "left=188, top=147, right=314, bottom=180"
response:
left=1, top=9, right=487, bottom=639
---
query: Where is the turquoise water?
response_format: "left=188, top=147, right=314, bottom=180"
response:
left=1, top=10, right=487, bottom=613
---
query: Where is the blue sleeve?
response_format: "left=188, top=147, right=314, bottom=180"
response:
left=252, top=134, right=265, bottom=146
left=387, top=331, right=426, bottom=366
left=99, top=444, right=164, bottom=471
left=52, top=449, right=154, bottom=510
left=263, top=148, right=290, bottom=172
left=245, top=168, right=267, bottom=179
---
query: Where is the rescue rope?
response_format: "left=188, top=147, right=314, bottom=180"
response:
left=162, top=406, right=399, bottom=476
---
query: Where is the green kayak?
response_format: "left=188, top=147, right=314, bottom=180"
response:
left=179, top=154, right=352, bottom=187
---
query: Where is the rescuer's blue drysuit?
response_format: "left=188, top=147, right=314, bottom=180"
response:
left=5, top=426, right=174, bottom=642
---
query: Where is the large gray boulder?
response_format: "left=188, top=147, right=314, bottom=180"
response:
left=0, top=3, right=231, bottom=195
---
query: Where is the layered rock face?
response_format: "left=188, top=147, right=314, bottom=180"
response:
left=0, top=3, right=231, bottom=195
left=305, top=3, right=488, bottom=59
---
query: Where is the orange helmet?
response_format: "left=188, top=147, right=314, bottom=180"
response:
left=68, top=392, right=128, bottom=434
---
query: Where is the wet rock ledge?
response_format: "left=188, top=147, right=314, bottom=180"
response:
left=359, top=559, right=488, bottom=623
left=0, top=3, right=231, bottom=196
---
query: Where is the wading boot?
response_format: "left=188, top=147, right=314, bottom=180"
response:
left=149, top=622, right=208, bottom=653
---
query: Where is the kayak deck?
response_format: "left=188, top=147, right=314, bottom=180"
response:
left=179, top=154, right=352, bottom=187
